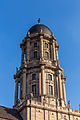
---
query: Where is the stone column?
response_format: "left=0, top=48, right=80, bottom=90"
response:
left=40, top=36, right=43, bottom=59
left=27, top=39, right=30, bottom=61
left=14, top=79, right=18, bottom=105
left=21, top=48, right=24, bottom=66
left=54, top=74, right=57, bottom=97
left=51, top=44, right=53, bottom=60
left=56, top=47, right=59, bottom=66
left=56, top=75, right=59, bottom=98
left=22, top=69, right=26, bottom=99
left=27, top=107, right=30, bottom=120
left=62, top=80, right=66, bottom=105
left=41, top=66, right=46, bottom=95
left=52, top=74, right=54, bottom=96
left=53, top=40, right=56, bottom=61
left=39, top=71, right=41, bottom=95
left=20, top=79, right=22, bottom=99
left=58, top=71, right=63, bottom=105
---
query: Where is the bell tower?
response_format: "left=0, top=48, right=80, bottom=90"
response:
left=14, top=20, right=67, bottom=120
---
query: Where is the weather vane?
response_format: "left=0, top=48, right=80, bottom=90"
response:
left=38, top=18, right=40, bottom=24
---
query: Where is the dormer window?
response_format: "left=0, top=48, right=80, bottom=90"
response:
left=34, top=43, right=37, bottom=47
left=34, top=51, right=37, bottom=58
left=45, top=43, right=48, bottom=48
left=45, top=52, right=49, bottom=59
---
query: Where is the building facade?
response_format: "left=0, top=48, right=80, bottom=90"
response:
left=13, top=20, right=80, bottom=120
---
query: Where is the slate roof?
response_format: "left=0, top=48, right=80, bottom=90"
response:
left=0, top=106, right=23, bottom=120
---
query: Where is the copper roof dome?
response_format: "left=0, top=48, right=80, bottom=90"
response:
left=28, top=24, right=52, bottom=35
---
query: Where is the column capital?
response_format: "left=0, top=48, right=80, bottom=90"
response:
left=41, top=65, right=44, bottom=70
left=40, top=35, right=43, bottom=39
left=62, top=79, right=65, bottom=84
left=61, top=76, right=66, bottom=82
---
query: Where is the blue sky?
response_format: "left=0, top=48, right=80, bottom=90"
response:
left=0, top=0, right=80, bottom=109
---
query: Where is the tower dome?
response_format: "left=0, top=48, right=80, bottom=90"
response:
left=28, top=24, right=52, bottom=35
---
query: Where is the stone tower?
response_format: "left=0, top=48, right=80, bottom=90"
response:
left=14, top=20, right=80, bottom=120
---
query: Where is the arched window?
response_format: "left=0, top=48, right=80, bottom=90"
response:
left=34, top=51, right=37, bottom=58
left=49, top=85, right=53, bottom=95
left=34, top=43, right=37, bottom=47
left=45, top=43, right=48, bottom=48
left=45, top=52, right=49, bottom=59
left=48, top=74, right=52, bottom=80
left=32, top=74, right=36, bottom=80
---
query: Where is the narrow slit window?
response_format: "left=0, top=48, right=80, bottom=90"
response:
left=32, top=74, right=36, bottom=80
left=45, top=52, right=49, bottom=59
left=49, top=85, right=53, bottom=95
left=34, top=51, right=37, bottom=58
left=32, top=85, right=36, bottom=96
left=34, top=43, right=37, bottom=47
left=48, top=74, right=52, bottom=80
left=45, top=43, right=48, bottom=48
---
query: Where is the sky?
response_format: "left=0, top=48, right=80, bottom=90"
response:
left=0, top=0, right=80, bottom=109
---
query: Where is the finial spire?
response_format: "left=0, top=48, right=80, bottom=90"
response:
left=38, top=18, right=40, bottom=24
